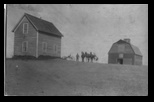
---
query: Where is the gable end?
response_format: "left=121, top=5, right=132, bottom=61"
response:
left=12, top=14, right=38, bottom=33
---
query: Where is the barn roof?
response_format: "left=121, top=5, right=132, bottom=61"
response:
left=122, top=39, right=142, bottom=56
left=12, top=13, right=63, bottom=37
left=109, top=39, right=142, bottom=56
left=129, top=44, right=142, bottom=56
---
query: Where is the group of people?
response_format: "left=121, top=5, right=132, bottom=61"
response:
left=76, top=52, right=98, bottom=62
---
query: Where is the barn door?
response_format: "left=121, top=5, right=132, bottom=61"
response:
left=117, top=58, right=123, bottom=64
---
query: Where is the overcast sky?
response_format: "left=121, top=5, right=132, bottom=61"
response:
left=6, top=4, right=148, bottom=65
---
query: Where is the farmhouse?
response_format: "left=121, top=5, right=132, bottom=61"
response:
left=12, top=13, right=63, bottom=58
left=108, top=38, right=142, bottom=65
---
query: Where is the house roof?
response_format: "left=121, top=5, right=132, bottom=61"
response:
left=12, top=13, right=63, bottom=37
left=109, top=39, right=142, bottom=56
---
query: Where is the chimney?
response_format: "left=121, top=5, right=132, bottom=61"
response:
left=124, top=38, right=131, bottom=43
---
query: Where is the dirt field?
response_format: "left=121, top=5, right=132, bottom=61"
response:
left=5, top=59, right=148, bottom=96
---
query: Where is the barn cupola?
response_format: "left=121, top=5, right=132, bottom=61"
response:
left=124, top=38, right=131, bottom=43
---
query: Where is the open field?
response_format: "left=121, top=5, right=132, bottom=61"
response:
left=5, top=59, right=148, bottom=96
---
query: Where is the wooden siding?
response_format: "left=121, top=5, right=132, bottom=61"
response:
left=123, top=58, right=132, bottom=65
left=108, top=53, right=119, bottom=64
left=14, top=17, right=37, bottom=57
left=134, top=55, right=142, bottom=65
left=38, top=32, right=61, bottom=57
left=14, top=17, right=37, bottom=38
left=123, top=54, right=134, bottom=65
left=14, top=37, right=37, bottom=56
left=108, top=53, right=134, bottom=65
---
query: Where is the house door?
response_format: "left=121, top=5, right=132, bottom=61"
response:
left=117, top=58, right=123, bottom=64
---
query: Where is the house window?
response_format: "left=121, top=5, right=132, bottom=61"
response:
left=55, top=45, right=56, bottom=52
left=22, top=41, right=28, bottom=52
left=42, top=42, right=47, bottom=52
left=54, top=44, right=58, bottom=54
left=23, top=23, right=28, bottom=34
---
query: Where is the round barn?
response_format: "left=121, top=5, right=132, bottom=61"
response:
left=108, top=38, right=142, bottom=65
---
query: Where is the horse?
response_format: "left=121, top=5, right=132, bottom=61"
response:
left=93, top=53, right=98, bottom=62
left=90, top=52, right=95, bottom=62
left=81, top=52, right=85, bottom=62
left=87, top=53, right=90, bottom=62
left=84, top=52, right=89, bottom=62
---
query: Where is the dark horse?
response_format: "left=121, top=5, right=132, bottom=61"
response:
left=87, top=53, right=90, bottom=62
left=90, top=52, right=94, bottom=62
left=90, top=53, right=98, bottom=62
left=81, top=52, right=85, bottom=62
left=85, top=52, right=90, bottom=62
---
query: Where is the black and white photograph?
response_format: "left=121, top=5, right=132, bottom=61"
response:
left=4, top=4, right=148, bottom=96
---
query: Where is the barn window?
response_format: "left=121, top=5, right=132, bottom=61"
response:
left=119, top=53, right=123, bottom=58
left=42, top=42, right=47, bottom=52
left=22, top=41, right=28, bottom=52
left=23, top=23, right=28, bottom=34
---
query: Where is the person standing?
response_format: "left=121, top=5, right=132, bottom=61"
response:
left=85, top=52, right=87, bottom=62
left=76, top=53, right=79, bottom=61
left=81, top=52, right=85, bottom=62
left=87, top=53, right=90, bottom=62
left=90, top=52, right=93, bottom=62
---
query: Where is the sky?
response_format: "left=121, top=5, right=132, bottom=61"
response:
left=5, top=4, right=148, bottom=65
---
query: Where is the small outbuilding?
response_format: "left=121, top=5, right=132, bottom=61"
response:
left=108, top=38, right=142, bottom=65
